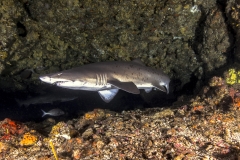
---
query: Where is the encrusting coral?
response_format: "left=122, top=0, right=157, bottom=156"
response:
left=19, top=131, right=38, bottom=146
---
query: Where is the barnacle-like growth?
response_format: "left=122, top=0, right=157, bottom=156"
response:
left=49, top=122, right=71, bottom=140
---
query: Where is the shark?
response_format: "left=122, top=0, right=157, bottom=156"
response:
left=15, top=87, right=79, bottom=107
left=39, top=59, right=170, bottom=103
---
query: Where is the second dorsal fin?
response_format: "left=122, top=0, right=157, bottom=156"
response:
left=132, top=59, right=145, bottom=66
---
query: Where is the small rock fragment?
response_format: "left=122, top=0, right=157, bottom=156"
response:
left=153, top=109, right=174, bottom=119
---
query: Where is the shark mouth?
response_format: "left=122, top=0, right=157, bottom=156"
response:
left=39, top=76, right=67, bottom=84
left=54, top=80, right=87, bottom=88
left=39, top=76, right=75, bottom=86
left=53, top=81, right=71, bottom=85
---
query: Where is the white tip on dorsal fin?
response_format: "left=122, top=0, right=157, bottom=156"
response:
left=132, top=59, right=145, bottom=66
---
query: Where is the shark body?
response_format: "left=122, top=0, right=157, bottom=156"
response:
left=39, top=60, right=170, bottom=102
left=16, top=88, right=79, bottom=107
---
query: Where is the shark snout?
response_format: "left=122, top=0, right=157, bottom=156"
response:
left=39, top=76, right=52, bottom=84
left=165, top=84, right=169, bottom=94
left=160, top=81, right=170, bottom=94
left=39, top=75, right=72, bottom=85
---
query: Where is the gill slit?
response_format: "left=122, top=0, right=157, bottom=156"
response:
left=96, top=74, right=107, bottom=85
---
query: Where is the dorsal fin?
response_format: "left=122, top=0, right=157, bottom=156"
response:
left=132, top=59, right=145, bottom=66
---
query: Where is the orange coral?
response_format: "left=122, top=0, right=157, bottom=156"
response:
left=234, top=97, right=240, bottom=110
left=84, top=109, right=105, bottom=120
left=20, top=132, right=38, bottom=146
left=84, top=112, right=97, bottom=120
left=192, top=105, right=204, bottom=112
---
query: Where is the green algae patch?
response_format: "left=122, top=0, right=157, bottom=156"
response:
left=226, top=68, right=240, bottom=85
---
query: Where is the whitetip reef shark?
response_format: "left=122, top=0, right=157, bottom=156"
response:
left=39, top=59, right=170, bottom=103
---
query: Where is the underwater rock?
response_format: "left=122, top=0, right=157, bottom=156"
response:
left=0, top=0, right=236, bottom=96
left=49, top=122, right=73, bottom=140
left=20, top=69, right=34, bottom=79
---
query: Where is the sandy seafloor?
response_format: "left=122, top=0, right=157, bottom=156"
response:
left=0, top=74, right=240, bottom=160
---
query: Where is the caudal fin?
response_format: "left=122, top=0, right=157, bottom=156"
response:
left=41, top=109, right=47, bottom=117
left=15, top=99, right=22, bottom=107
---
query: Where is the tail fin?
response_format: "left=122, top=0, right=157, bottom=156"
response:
left=15, top=99, right=22, bottom=107
left=41, top=109, right=47, bottom=117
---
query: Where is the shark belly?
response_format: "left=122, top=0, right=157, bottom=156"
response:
left=55, top=80, right=121, bottom=103
left=55, top=80, right=112, bottom=91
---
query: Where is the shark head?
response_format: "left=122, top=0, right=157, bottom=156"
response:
left=159, top=74, right=170, bottom=94
left=39, top=73, right=65, bottom=84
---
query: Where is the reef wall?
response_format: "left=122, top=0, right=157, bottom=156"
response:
left=0, top=0, right=238, bottom=94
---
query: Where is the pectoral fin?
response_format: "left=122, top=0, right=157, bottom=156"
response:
left=108, top=80, right=140, bottom=94
left=98, top=89, right=119, bottom=103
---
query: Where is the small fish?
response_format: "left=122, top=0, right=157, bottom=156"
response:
left=41, top=108, right=65, bottom=117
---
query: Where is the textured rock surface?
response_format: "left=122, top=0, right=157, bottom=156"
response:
left=0, top=1, right=240, bottom=159
left=226, top=0, right=240, bottom=61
